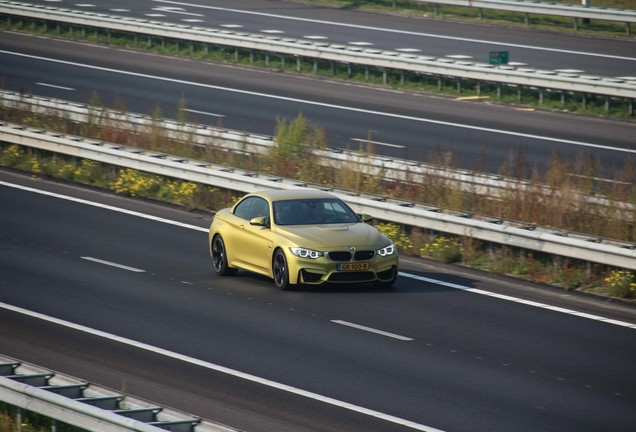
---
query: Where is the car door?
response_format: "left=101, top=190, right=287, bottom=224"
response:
left=232, top=196, right=274, bottom=273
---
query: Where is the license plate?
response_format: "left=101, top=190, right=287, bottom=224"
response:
left=337, top=262, right=370, bottom=271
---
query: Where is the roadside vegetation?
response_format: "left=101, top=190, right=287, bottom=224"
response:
left=0, top=402, right=85, bottom=432
left=0, top=7, right=634, bottom=119
left=1, top=95, right=635, bottom=300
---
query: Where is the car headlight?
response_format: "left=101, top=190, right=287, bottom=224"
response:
left=377, top=243, right=396, bottom=256
left=290, top=247, right=324, bottom=259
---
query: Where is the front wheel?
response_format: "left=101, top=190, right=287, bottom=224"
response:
left=212, top=235, right=238, bottom=276
left=273, top=249, right=295, bottom=290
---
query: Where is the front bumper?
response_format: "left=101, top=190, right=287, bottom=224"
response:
left=288, top=253, right=398, bottom=285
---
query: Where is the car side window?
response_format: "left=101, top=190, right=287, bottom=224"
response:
left=234, top=197, right=269, bottom=221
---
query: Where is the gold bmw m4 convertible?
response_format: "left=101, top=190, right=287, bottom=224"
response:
left=209, top=189, right=398, bottom=290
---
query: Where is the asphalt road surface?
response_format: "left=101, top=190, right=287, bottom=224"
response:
left=1, top=33, right=635, bottom=177
left=1, top=169, right=635, bottom=432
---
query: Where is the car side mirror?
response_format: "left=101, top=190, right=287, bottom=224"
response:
left=359, top=214, right=374, bottom=223
left=250, top=216, right=270, bottom=227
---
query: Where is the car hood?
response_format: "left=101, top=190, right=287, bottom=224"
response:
left=274, top=223, right=390, bottom=250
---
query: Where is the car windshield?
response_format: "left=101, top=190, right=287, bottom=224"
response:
left=273, top=198, right=360, bottom=226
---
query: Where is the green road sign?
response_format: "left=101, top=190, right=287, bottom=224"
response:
left=488, top=51, right=509, bottom=65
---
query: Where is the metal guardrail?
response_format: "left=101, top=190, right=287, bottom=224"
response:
left=2, top=90, right=631, bottom=215
left=0, top=354, right=234, bottom=432
left=414, top=0, right=636, bottom=23
left=2, top=1, right=636, bottom=103
left=2, top=120, right=635, bottom=270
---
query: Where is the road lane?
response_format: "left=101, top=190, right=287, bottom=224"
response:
left=1, top=33, right=635, bottom=177
left=1, top=171, right=635, bottom=432
left=25, top=0, right=636, bottom=76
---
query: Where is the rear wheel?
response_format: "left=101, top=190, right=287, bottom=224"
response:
left=273, top=249, right=295, bottom=290
left=212, top=235, right=238, bottom=276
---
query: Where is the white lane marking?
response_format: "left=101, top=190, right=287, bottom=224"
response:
left=0, top=181, right=209, bottom=233
left=153, top=6, right=204, bottom=17
left=399, top=272, right=636, bottom=330
left=0, top=301, right=444, bottom=432
left=220, top=24, right=243, bottom=28
left=81, top=256, right=146, bottom=273
left=332, top=320, right=414, bottom=341
left=152, top=0, right=636, bottom=63
left=261, top=29, right=284, bottom=34
left=351, top=138, right=406, bottom=149
left=110, top=9, right=131, bottom=12
left=3, top=50, right=631, bottom=155
left=2, top=180, right=635, bottom=330
left=184, top=108, right=225, bottom=117
left=35, top=82, right=75, bottom=91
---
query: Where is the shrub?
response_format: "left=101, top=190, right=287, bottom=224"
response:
left=604, top=270, right=636, bottom=299
left=112, top=169, right=158, bottom=197
left=375, top=223, right=413, bottom=253
left=419, top=236, right=463, bottom=263
left=162, top=179, right=199, bottom=207
left=1, top=144, right=24, bottom=166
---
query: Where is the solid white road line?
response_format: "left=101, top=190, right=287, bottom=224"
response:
left=0, top=301, right=445, bottom=432
left=0, top=181, right=208, bottom=233
left=3, top=50, right=632, bottom=155
left=81, top=256, right=146, bottom=273
left=332, top=320, right=414, bottom=341
left=152, top=0, right=636, bottom=62
left=2, top=180, right=635, bottom=330
left=399, top=272, right=636, bottom=330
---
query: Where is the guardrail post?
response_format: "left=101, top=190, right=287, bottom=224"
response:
left=629, top=99, right=634, bottom=117
left=524, top=13, right=529, bottom=25
left=627, top=22, right=631, bottom=36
